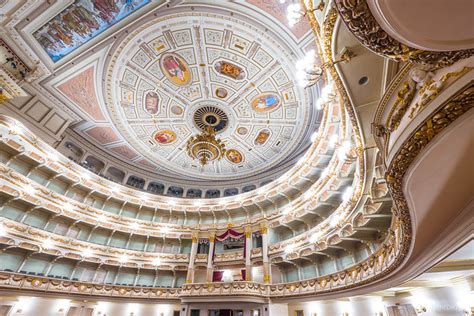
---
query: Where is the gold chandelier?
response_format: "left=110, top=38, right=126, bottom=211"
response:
left=186, top=125, right=226, bottom=166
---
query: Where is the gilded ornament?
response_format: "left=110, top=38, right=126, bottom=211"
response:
left=334, top=0, right=474, bottom=68
left=388, top=81, right=416, bottom=131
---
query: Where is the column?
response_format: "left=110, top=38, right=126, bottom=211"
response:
left=206, top=232, right=215, bottom=282
left=245, top=226, right=252, bottom=281
left=261, top=222, right=270, bottom=284
left=186, top=231, right=199, bottom=283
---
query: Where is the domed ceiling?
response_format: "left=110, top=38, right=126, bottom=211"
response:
left=106, top=12, right=315, bottom=180
left=47, top=1, right=321, bottom=187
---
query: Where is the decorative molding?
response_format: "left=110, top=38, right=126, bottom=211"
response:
left=334, top=0, right=474, bottom=69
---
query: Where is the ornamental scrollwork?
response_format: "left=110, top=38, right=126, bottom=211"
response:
left=334, top=0, right=474, bottom=69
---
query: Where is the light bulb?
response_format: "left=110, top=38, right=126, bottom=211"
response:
left=343, top=187, right=353, bottom=202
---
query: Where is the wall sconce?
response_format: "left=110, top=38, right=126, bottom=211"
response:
left=295, top=48, right=354, bottom=88
left=285, top=1, right=325, bottom=26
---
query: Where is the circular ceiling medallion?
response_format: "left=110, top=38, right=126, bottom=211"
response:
left=251, top=93, right=281, bottom=113
left=237, top=127, right=248, bottom=135
left=171, top=105, right=184, bottom=115
left=193, top=105, right=229, bottom=133
left=154, top=130, right=176, bottom=145
left=215, top=88, right=228, bottom=99
left=159, top=53, right=191, bottom=86
left=106, top=11, right=318, bottom=182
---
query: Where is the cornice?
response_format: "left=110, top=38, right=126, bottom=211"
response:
left=334, top=0, right=474, bottom=69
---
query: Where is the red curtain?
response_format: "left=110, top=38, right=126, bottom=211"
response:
left=215, top=228, right=244, bottom=241
left=212, top=228, right=247, bottom=261
left=212, top=270, right=223, bottom=282
left=241, top=269, right=246, bottom=281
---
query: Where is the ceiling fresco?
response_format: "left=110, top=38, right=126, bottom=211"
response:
left=33, top=0, right=152, bottom=61
left=104, top=12, right=314, bottom=180
left=35, top=1, right=320, bottom=185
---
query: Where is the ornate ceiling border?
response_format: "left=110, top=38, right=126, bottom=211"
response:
left=334, top=0, right=474, bottom=69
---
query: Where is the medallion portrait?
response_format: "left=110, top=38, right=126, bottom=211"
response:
left=144, top=91, right=159, bottom=115
left=160, top=53, right=191, bottom=86
left=251, top=93, right=281, bottom=113
left=226, top=149, right=243, bottom=164
left=254, top=129, right=271, bottom=145
left=154, top=130, right=176, bottom=144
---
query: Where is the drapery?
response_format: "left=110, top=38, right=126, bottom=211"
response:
left=212, top=228, right=248, bottom=261
left=215, top=228, right=244, bottom=241
left=241, top=269, right=246, bottom=281
left=212, top=270, right=223, bottom=282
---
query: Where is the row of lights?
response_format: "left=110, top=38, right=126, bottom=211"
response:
left=8, top=121, right=333, bottom=211
left=40, top=236, right=163, bottom=266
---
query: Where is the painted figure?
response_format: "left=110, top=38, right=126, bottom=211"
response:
left=144, top=91, right=159, bottom=115
left=255, top=129, right=270, bottom=145
left=251, top=93, right=281, bottom=113
left=33, top=0, right=151, bottom=62
left=160, top=53, right=191, bottom=86
left=214, top=61, right=245, bottom=80
left=154, top=130, right=176, bottom=144
left=226, top=149, right=243, bottom=164
left=92, top=0, right=120, bottom=23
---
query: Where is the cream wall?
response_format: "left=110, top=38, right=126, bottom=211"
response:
left=0, top=295, right=181, bottom=316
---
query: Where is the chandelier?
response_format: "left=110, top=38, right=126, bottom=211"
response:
left=186, top=125, right=226, bottom=166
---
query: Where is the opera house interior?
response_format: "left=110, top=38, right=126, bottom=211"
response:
left=0, top=0, right=472, bottom=315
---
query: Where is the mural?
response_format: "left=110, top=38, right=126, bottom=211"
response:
left=33, top=0, right=151, bottom=62
left=159, top=53, right=191, bottom=86
left=171, top=105, right=184, bottom=115
left=144, top=91, right=159, bottom=115
left=254, top=129, right=271, bottom=145
left=215, top=87, right=228, bottom=98
left=154, top=130, right=176, bottom=144
left=226, top=149, right=243, bottom=164
left=251, top=93, right=281, bottom=113
left=214, top=61, right=245, bottom=80
left=237, top=127, right=248, bottom=135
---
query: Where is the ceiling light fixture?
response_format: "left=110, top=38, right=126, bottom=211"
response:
left=186, top=125, right=226, bottom=166
left=0, top=222, right=6, bottom=237
left=82, top=248, right=93, bottom=258
left=310, top=232, right=321, bottom=243
left=343, top=187, right=353, bottom=202
left=119, top=254, right=128, bottom=263
left=9, top=124, right=23, bottom=135
left=152, top=257, right=161, bottom=266
left=295, top=49, right=354, bottom=88
left=24, top=184, right=36, bottom=195
left=43, top=238, right=53, bottom=249
left=286, top=1, right=325, bottom=27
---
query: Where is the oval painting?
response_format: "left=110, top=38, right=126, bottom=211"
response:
left=144, top=91, right=159, bottom=115
left=237, top=127, right=248, bottom=135
left=154, top=130, right=176, bottom=145
left=226, top=149, right=243, bottom=164
left=214, top=61, right=245, bottom=80
left=159, top=53, right=191, bottom=86
left=171, top=105, right=184, bottom=115
left=251, top=93, right=281, bottom=113
left=254, top=129, right=271, bottom=145
left=215, top=87, right=228, bottom=98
